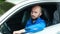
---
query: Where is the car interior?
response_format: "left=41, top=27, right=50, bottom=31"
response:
left=0, top=2, right=60, bottom=34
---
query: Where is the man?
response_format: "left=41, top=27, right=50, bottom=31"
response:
left=13, top=5, right=46, bottom=34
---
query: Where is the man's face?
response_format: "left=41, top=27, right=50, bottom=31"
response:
left=31, top=6, right=42, bottom=19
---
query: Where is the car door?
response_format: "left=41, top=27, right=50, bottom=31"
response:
left=0, top=0, right=59, bottom=34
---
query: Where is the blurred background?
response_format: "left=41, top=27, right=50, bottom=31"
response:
left=0, top=0, right=15, bottom=17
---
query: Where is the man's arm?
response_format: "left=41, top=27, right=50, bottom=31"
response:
left=13, top=29, right=25, bottom=34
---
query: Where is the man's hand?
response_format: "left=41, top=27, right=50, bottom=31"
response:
left=13, top=29, right=25, bottom=34
left=13, top=31, right=21, bottom=34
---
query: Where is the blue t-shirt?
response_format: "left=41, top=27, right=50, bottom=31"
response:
left=25, top=17, right=46, bottom=33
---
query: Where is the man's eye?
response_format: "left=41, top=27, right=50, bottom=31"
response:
left=35, top=12, right=37, bottom=13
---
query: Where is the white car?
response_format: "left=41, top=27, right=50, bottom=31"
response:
left=0, top=0, right=60, bottom=34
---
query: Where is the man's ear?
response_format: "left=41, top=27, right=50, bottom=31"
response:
left=39, top=13, right=42, bottom=16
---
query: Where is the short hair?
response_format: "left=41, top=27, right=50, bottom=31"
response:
left=31, top=4, right=43, bottom=13
left=31, top=4, right=42, bottom=9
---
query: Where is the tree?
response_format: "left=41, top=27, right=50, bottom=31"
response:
left=0, top=0, right=5, bottom=3
left=0, top=1, right=14, bottom=16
